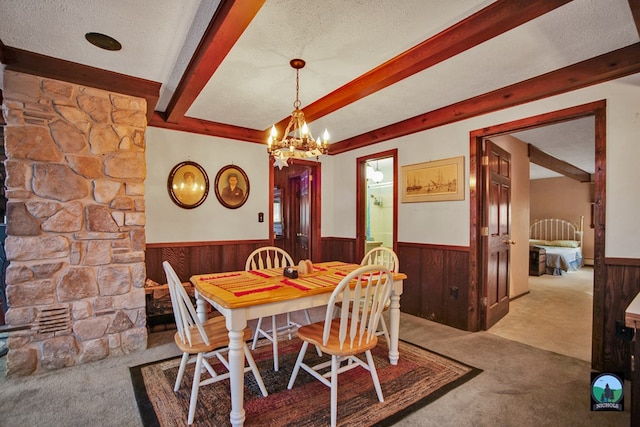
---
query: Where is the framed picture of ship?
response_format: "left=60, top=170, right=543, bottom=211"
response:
left=401, top=156, right=464, bottom=202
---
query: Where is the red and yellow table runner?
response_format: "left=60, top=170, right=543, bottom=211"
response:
left=191, top=261, right=366, bottom=309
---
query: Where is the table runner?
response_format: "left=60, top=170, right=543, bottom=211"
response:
left=193, top=262, right=371, bottom=301
left=247, top=268, right=283, bottom=278
left=197, top=273, right=283, bottom=297
left=280, top=272, right=344, bottom=290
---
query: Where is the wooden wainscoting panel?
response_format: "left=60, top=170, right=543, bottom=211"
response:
left=443, top=249, right=470, bottom=330
left=422, top=248, right=445, bottom=321
left=321, top=237, right=357, bottom=264
left=145, top=240, right=270, bottom=285
left=603, top=261, right=640, bottom=378
left=398, top=242, right=470, bottom=331
left=396, top=244, right=423, bottom=317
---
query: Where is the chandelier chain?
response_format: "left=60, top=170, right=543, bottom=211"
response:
left=294, top=68, right=301, bottom=110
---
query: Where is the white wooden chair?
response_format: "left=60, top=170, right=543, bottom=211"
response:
left=287, top=265, right=394, bottom=427
left=247, top=246, right=313, bottom=371
left=163, top=261, right=268, bottom=425
left=360, top=246, right=399, bottom=344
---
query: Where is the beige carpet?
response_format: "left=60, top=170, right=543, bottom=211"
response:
left=488, top=267, right=593, bottom=361
left=2, top=270, right=633, bottom=426
left=0, top=309, right=631, bottom=426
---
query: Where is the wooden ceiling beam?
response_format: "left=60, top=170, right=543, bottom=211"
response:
left=329, top=42, right=640, bottom=154
left=164, top=0, right=266, bottom=123
left=528, top=144, right=591, bottom=182
left=149, top=112, right=267, bottom=144
left=271, top=0, right=572, bottom=133
left=0, top=45, right=161, bottom=121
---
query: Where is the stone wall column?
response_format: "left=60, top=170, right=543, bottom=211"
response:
left=1, top=71, right=148, bottom=376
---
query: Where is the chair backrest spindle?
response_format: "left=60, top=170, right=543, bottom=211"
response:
left=324, top=265, right=393, bottom=350
left=361, top=247, right=399, bottom=273
left=163, top=261, right=210, bottom=347
left=245, top=246, right=294, bottom=271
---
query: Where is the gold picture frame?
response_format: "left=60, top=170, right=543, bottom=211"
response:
left=401, top=156, right=464, bottom=202
left=215, top=165, right=250, bottom=209
left=167, top=161, right=209, bottom=209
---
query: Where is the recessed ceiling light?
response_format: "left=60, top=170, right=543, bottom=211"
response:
left=85, top=32, right=122, bottom=51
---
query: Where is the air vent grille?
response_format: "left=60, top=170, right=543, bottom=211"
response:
left=34, top=306, right=72, bottom=334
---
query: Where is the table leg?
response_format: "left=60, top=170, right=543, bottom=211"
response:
left=228, top=326, right=247, bottom=427
left=388, top=292, right=400, bottom=365
left=195, top=290, right=208, bottom=323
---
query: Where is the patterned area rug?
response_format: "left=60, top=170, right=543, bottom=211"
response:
left=130, top=338, right=481, bottom=426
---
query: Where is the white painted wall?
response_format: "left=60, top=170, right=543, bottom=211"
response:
left=322, top=76, right=640, bottom=258
left=145, top=75, right=640, bottom=259
left=145, top=127, right=271, bottom=243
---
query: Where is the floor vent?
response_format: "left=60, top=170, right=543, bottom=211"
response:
left=34, top=306, right=72, bottom=334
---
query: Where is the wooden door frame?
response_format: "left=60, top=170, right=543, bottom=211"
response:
left=468, top=100, right=606, bottom=370
left=269, top=158, right=322, bottom=262
left=356, top=149, right=398, bottom=259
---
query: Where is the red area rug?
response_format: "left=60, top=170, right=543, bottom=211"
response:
left=130, top=338, right=481, bottom=426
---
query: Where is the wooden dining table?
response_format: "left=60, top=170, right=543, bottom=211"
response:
left=190, top=261, right=406, bottom=427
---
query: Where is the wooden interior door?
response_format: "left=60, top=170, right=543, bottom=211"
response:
left=292, top=169, right=311, bottom=262
left=272, top=160, right=321, bottom=262
left=483, top=139, right=512, bottom=329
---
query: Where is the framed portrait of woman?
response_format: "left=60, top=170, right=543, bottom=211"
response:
left=215, top=164, right=250, bottom=209
left=167, top=161, right=209, bottom=209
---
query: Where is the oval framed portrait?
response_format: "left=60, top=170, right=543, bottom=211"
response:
left=215, top=165, right=250, bottom=209
left=167, top=161, right=209, bottom=209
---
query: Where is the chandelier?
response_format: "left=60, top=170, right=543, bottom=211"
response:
left=267, top=59, right=329, bottom=168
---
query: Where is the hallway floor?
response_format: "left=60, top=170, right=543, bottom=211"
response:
left=488, top=266, right=594, bottom=361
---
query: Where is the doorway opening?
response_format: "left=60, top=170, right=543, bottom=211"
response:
left=356, top=150, right=398, bottom=260
left=469, top=100, right=605, bottom=370
left=271, top=159, right=322, bottom=262
left=486, top=124, right=595, bottom=362
left=489, top=116, right=595, bottom=361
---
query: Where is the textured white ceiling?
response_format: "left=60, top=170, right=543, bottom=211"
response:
left=1, top=0, right=638, bottom=179
left=513, top=117, right=595, bottom=180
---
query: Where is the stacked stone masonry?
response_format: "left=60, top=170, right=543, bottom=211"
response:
left=1, top=71, right=148, bottom=376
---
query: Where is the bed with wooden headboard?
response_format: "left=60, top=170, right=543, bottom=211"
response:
left=529, top=216, right=584, bottom=275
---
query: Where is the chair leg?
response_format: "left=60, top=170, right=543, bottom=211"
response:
left=174, top=352, right=190, bottom=392
left=365, top=349, right=384, bottom=402
left=330, top=355, right=339, bottom=427
left=188, top=352, right=204, bottom=425
left=243, top=344, right=268, bottom=397
left=287, top=341, right=309, bottom=389
left=251, top=317, right=264, bottom=350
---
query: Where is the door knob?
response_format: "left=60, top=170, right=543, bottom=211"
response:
left=503, top=239, right=516, bottom=245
